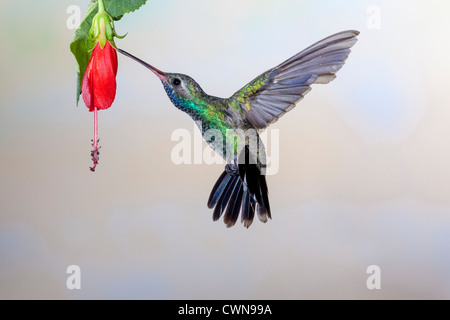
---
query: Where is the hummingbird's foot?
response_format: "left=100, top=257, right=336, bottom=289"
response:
left=90, top=139, right=101, bottom=172
left=225, top=164, right=239, bottom=176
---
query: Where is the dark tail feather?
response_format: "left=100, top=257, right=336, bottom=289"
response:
left=208, top=161, right=270, bottom=228
left=212, top=175, right=239, bottom=221
left=241, top=188, right=256, bottom=228
left=223, top=182, right=244, bottom=228
left=207, top=170, right=230, bottom=209
left=257, top=173, right=271, bottom=221
left=239, top=144, right=271, bottom=223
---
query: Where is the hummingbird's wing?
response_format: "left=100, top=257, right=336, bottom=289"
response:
left=229, top=30, right=359, bottom=129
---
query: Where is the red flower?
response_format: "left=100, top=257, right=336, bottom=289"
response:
left=80, top=0, right=125, bottom=172
left=82, top=41, right=118, bottom=111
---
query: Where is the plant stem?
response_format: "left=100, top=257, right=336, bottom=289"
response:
left=98, top=0, right=105, bottom=13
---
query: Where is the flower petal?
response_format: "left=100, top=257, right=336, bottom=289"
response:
left=82, top=42, right=118, bottom=111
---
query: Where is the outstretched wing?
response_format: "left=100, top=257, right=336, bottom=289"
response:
left=229, top=30, right=359, bottom=129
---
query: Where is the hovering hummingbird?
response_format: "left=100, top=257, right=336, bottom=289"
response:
left=118, top=30, right=359, bottom=228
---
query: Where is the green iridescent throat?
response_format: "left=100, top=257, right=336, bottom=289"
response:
left=163, top=82, right=230, bottom=136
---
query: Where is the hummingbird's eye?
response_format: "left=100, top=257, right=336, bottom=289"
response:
left=173, top=78, right=181, bottom=86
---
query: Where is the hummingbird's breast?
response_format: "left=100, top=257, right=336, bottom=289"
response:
left=163, top=82, right=257, bottom=163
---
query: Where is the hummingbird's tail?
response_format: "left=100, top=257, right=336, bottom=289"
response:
left=207, top=146, right=271, bottom=228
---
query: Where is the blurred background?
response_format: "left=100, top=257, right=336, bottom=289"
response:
left=1, top=0, right=450, bottom=299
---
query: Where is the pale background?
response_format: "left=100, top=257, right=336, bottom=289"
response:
left=1, top=0, right=450, bottom=299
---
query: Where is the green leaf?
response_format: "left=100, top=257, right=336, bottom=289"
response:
left=70, top=0, right=148, bottom=105
left=104, top=0, right=148, bottom=20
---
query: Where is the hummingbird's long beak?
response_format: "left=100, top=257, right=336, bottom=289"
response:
left=118, top=48, right=167, bottom=81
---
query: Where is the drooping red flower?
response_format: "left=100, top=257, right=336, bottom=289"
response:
left=81, top=0, right=125, bottom=172
left=82, top=41, right=118, bottom=112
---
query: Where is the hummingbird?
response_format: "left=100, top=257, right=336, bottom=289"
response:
left=118, top=30, right=359, bottom=228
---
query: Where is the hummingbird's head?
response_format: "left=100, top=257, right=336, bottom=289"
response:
left=118, top=49, right=206, bottom=105
left=162, top=73, right=206, bottom=101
